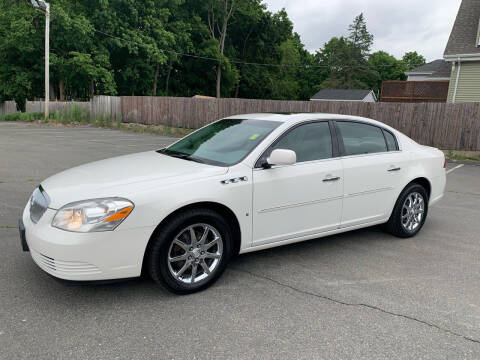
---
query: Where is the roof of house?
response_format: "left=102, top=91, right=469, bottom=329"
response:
left=310, top=89, right=373, bottom=101
left=405, top=59, right=452, bottom=78
left=444, top=0, right=480, bottom=56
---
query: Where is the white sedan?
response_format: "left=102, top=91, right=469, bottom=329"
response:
left=20, top=113, right=446, bottom=294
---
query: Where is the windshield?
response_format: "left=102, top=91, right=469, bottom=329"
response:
left=162, top=119, right=281, bottom=166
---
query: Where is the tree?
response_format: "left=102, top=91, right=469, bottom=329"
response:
left=0, top=0, right=430, bottom=104
left=48, top=0, right=117, bottom=100
left=403, top=51, right=426, bottom=71
left=348, top=13, right=373, bottom=57
left=314, top=14, right=375, bottom=91
left=207, top=0, right=242, bottom=98
left=0, top=0, right=43, bottom=109
left=368, top=51, right=408, bottom=91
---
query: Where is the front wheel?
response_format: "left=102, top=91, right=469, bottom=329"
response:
left=146, top=208, right=233, bottom=294
left=385, top=184, right=429, bottom=238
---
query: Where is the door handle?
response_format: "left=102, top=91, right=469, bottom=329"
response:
left=388, top=166, right=401, bottom=172
left=323, top=176, right=341, bottom=182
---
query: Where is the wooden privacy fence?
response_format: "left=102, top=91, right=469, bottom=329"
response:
left=90, top=95, right=121, bottom=121
left=20, top=96, right=480, bottom=151
left=0, top=101, right=18, bottom=115
left=26, top=100, right=91, bottom=114
left=120, top=97, right=312, bottom=129
left=25, top=96, right=121, bottom=120
left=120, top=96, right=480, bottom=151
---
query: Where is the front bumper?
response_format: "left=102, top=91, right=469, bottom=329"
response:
left=21, top=205, right=155, bottom=281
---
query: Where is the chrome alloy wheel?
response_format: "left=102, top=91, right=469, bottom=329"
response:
left=401, top=192, right=425, bottom=233
left=167, top=223, right=223, bottom=284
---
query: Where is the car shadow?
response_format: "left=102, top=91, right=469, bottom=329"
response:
left=24, top=225, right=400, bottom=301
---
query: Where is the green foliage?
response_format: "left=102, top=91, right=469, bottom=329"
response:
left=403, top=52, right=426, bottom=71
left=1, top=109, right=193, bottom=137
left=444, top=150, right=480, bottom=162
left=316, top=14, right=376, bottom=91
left=368, top=51, right=408, bottom=91
left=0, top=2, right=427, bottom=102
left=348, top=13, right=373, bottom=57
left=0, top=112, right=44, bottom=122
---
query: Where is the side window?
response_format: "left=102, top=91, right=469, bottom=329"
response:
left=383, top=130, right=398, bottom=151
left=337, top=122, right=388, bottom=156
left=270, top=122, right=333, bottom=163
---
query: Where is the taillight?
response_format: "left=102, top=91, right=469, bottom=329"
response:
left=443, top=159, right=446, bottom=169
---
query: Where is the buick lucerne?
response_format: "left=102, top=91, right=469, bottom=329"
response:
left=20, top=114, right=446, bottom=294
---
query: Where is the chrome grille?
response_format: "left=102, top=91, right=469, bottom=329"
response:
left=29, top=186, right=50, bottom=224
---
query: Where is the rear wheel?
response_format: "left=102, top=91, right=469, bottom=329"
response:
left=147, top=208, right=233, bottom=294
left=385, top=183, right=428, bottom=238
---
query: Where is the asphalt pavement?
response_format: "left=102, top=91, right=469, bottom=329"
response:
left=1, top=122, right=479, bottom=359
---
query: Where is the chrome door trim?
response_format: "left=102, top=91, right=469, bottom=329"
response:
left=257, top=195, right=343, bottom=214
left=344, top=186, right=395, bottom=198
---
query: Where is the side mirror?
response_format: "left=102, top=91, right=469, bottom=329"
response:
left=267, top=149, right=297, bottom=167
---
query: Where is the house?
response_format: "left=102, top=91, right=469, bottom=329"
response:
left=443, top=0, right=480, bottom=103
left=310, top=89, right=377, bottom=102
left=405, top=60, right=451, bottom=81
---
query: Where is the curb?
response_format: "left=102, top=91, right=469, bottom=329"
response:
left=447, top=160, right=480, bottom=167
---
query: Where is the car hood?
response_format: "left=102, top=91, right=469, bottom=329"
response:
left=41, top=151, right=228, bottom=209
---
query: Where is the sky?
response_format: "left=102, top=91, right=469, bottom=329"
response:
left=264, top=0, right=462, bottom=62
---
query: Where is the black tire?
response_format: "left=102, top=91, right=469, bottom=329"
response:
left=146, top=208, right=233, bottom=294
left=385, top=183, right=429, bottom=238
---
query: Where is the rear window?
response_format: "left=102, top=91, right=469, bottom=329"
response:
left=383, top=130, right=398, bottom=151
left=337, top=122, right=388, bottom=156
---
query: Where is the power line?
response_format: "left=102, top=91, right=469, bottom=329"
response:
left=94, top=28, right=405, bottom=69
left=34, top=5, right=409, bottom=70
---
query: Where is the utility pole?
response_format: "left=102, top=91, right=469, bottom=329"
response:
left=30, top=0, right=50, bottom=119
left=44, top=2, right=50, bottom=118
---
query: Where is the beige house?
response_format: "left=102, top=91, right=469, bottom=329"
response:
left=444, top=0, right=480, bottom=103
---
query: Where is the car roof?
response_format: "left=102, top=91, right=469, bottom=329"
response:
left=224, top=113, right=417, bottom=154
left=225, top=113, right=388, bottom=128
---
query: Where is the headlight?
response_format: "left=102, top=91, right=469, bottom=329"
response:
left=52, top=198, right=134, bottom=232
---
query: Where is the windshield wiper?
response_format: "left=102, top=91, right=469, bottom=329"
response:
left=157, top=149, right=205, bottom=164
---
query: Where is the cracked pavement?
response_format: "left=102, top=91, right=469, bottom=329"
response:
left=1, top=122, right=480, bottom=359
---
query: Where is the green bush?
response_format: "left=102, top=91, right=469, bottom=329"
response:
left=0, top=112, right=44, bottom=122
left=71, top=104, right=81, bottom=123
left=0, top=110, right=194, bottom=137
left=115, top=114, right=122, bottom=128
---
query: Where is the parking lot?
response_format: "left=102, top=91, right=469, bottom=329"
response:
left=1, top=121, right=480, bottom=359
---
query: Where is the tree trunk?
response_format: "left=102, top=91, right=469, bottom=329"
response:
left=235, top=29, right=252, bottom=99
left=90, top=80, right=95, bottom=99
left=59, top=78, right=65, bottom=101
left=234, top=69, right=241, bottom=98
left=216, top=11, right=229, bottom=98
left=153, top=63, right=159, bottom=96
left=211, top=0, right=237, bottom=98
left=165, top=60, right=173, bottom=95
left=216, top=63, right=222, bottom=98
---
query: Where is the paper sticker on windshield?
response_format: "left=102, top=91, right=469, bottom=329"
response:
left=249, top=134, right=260, bottom=140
